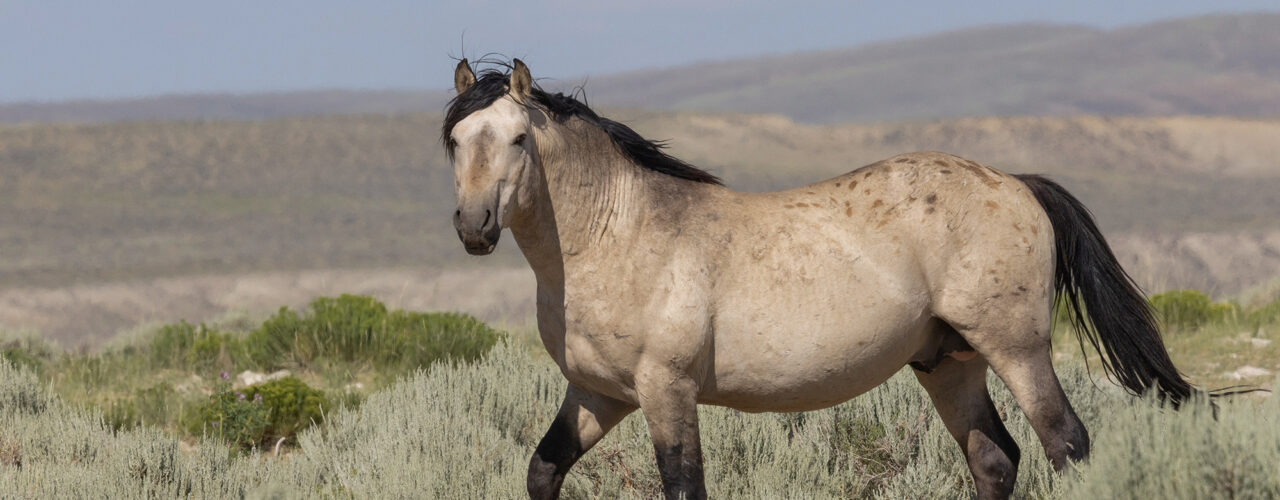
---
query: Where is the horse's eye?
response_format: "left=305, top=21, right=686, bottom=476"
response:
left=513, top=134, right=527, bottom=147
left=447, top=137, right=458, bottom=149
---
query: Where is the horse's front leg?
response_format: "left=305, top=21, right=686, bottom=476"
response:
left=528, top=383, right=637, bottom=500
left=637, top=368, right=707, bottom=500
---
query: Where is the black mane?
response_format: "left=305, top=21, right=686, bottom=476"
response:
left=442, top=65, right=722, bottom=185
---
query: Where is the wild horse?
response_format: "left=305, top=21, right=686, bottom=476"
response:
left=443, top=59, right=1197, bottom=499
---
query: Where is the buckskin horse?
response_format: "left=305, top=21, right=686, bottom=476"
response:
left=443, top=59, right=1197, bottom=499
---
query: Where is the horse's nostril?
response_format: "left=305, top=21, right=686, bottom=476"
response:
left=483, top=209, right=492, bottom=228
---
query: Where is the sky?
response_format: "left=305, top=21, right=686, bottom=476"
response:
left=1, top=0, right=1277, bottom=103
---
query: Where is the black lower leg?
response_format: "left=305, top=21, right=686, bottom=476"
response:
left=528, top=415, right=583, bottom=500
left=1039, top=404, right=1090, bottom=470
left=965, top=396, right=1020, bottom=500
left=654, top=443, right=706, bottom=500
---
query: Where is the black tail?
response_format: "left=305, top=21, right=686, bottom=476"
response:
left=1016, top=174, right=1198, bottom=407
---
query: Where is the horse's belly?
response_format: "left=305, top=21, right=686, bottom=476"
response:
left=703, top=269, right=932, bottom=412
left=702, top=326, right=926, bottom=412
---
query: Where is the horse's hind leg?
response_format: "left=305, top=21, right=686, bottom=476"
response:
left=935, top=296, right=1089, bottom=471
left=983, top=344, right=1089, bottom=470
left=914, top=355, right=1019, bottom=500
left=528, top=383, right=637, bottom=500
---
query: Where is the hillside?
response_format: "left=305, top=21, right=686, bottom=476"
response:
left=3, top=13, right=1279, bottom=125
left=589, top=13, right=1280, bottom=122
left=2, top=111, right=1279, bottom=344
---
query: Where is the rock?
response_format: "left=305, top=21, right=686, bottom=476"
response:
left=1227, top=365, right=1272, bottom=380
left=1251, top=338, right=1272, bottom=348
left=235, top=369, right=291, bottom=388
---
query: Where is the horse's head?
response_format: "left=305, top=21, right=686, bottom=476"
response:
left=444, top=59, right=541, bottom=255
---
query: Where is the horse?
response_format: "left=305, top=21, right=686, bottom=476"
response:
left=443, top=58, right=1198, bottom=500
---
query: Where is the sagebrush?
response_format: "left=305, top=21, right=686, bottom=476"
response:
left=2, top=341, right=1278, bottom=498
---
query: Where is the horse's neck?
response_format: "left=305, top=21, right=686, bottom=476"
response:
left=511, top=124, right=650, bottom=286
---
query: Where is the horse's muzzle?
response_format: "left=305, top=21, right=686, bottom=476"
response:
left=454, top=206, right=501, bottom=255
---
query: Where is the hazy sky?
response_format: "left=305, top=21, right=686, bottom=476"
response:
left=2, top=0, right=1277, bottom=103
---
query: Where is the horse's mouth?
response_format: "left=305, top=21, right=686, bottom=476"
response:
left=464, top=242, right=497, bottom=255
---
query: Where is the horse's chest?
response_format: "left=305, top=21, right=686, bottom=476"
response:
left=560, top=329, right=641, bottom=402
left=541, top=305, right=646, bottom=402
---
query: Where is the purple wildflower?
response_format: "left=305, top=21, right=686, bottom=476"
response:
left=254, top=393, right=263, bottom=403
left=237, top=392, right=246, bottom=401
left=219, top=371, right=230, bottom=381
left=211, top=421, right=220, bottom=428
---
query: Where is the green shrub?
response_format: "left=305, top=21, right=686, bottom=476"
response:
left=185, top=375, right=328, bottom=449
left=1246, top=297, right=1280, bottom=328
left=149, top=321, right=240, bottom=372
left=250, top=376, right=329, bottom=444
left=102, top=383, right=180, bottom=432
left=1150, top=289, right=1236, bottom=330
left=184, top=373, right=272, bottom=449
left=245, top=294, right=502, bottom=370
left=0, top=333, right=58, bottom=375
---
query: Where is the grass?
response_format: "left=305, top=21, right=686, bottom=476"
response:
left=0, top=295, right=503, bottom=448
left=0, top=287, right=1276, bottom=496
left=1051, top=289, right=1280, bottom=390
left=2, top=332, right=1278, bottom=497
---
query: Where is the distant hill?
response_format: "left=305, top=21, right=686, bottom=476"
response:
left=0, top=89, right=449, bottom=124
left=3, top=13, right=1279, bottom=124
left=588, top=13, right=1280, bottom=122
left=1, top=111, right=1277, bottom=291
left=3, top=110, right=1279, bottom=343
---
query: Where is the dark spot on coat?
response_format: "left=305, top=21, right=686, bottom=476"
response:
left=846, top=207, right=853, bottom=217
left=871, top=200, right=884, bottom=209
left=783, top=204, right=795, bottom=209
left=894, top=157, right=911, bottom=163
left=864, top=189, right=871, bottom=195
left=940, top=169, right=952, bottom=174
left=933, top=159, right=951, bottom=167
left=835, top=182, right=841, bottom=187
left=960, top=162, right=1002, bottom=188
left=926, top=206, right=935, bottom=214
left=848, top=180, right=858, bottom=190
left=985, top=201, right=1000, bottom=210
left=796, top=202, right=809, bottom=208
left=925, top=193, right=937, bottom=204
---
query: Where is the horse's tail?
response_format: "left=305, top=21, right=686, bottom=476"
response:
left=1015, top=174, right=1198, bottom=407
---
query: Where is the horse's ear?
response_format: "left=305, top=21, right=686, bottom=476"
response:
left=454, top=59, right=475, bottom=94
left=510, top=58, right=532, bottom=102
